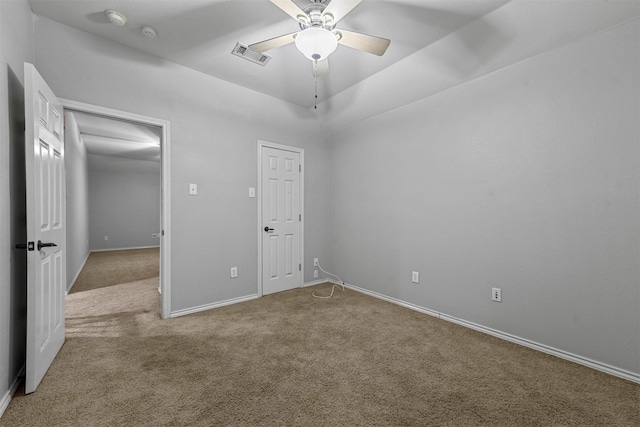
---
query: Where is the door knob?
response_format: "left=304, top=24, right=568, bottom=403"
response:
left=37, top=240, right=57, bottom=251
left=264, top=227, right=274, bottom=232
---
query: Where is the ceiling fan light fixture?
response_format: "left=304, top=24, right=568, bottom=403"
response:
left=322, top=13, right=335, bottom=27
left=297, top=14, right=310, bottom=26
left=295, top=27, right=338, bottom=61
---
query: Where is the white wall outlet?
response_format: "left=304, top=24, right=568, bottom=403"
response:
left=412, top=271, right=419, bottom=284
left=230, top=267, right=238, bottom=278
left=249, top=187, right=255, bottom=198
left=314, top=258, right=319, bottom=267
left=189, top=183, right=198, bottom=195
left=314, top=269, right=318, bottom=278
left=104, top=236, right=108, bottom=241
left=492, top=287, right=502, bottom=302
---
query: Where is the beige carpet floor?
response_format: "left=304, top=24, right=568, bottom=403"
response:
left=2, top=280, right=638, bottom=426
left=69, top=248, right=159, bottom=294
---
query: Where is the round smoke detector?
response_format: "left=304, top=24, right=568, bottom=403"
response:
left=105, top=9, right=127, bottom=26
left=141, top=26, right=157, bottom=38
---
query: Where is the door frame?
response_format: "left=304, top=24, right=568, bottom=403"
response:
left=257, top=141, right=304, bottom=297
left=59, top=98, right=172, bottom=318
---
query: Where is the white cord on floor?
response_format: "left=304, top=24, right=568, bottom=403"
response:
left=312, top=261, right=345, bottom=299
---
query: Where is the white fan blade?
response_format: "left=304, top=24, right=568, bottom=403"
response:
left=322, top=0, right=363, bottom=25
left=337, top=29, right=390, bottom=56
left=270, top=0, right=308, bottom=23
left=249, top=32, right=298, bottom=53
left=313, top=59, right=329, bottom=78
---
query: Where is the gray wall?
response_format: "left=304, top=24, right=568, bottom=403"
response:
left=0, top=0, right=32, bottom=412
left=33, top=17, right=331, bottom=313
left=88, top=154, right=160, bottom=251
left=0, top=4, right=632, bottom=411
left=328, top=19, right=639, bottom=375
left=65, top=112, right=90, bottom=291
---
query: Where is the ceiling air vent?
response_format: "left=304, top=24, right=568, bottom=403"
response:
left=232, top=42, right=272, bottom=67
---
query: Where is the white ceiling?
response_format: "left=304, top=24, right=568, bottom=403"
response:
left=31, top=0, right=638, bottom=155
left=69, top=111, right=161, bottom=162
left=28, top=0, right=509, bottom=108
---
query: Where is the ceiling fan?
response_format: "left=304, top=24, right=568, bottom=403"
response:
left=248, top=0, right=391, bottom=77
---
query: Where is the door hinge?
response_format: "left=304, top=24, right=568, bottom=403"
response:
left=299, top=214, right=301, bottom=222
left=299, top=164, right=301, bottom=173
left=299, top=264, right=301, bottom=271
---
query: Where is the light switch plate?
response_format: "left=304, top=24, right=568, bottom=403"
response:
left=249, top=187, right=256, bottom=198
left=189, top=183, right=198, bottom=195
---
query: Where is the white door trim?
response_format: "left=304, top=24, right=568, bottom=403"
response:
left=59, top=98, right=172, bottom=319
left=257, top=141, right=304, bottom=297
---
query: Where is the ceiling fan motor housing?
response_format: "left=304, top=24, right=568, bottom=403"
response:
left=299, top=3, right=335, bottom=31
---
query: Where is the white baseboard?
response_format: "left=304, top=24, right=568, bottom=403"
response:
left=343, top=282, right=640, bottom=384
left=66, top=251, right=91, bottom=294
left=0, top=365, right=24, bottom=418
left=90, top=246, right=160, bottom=253
left=163, top=279, right=639, bottom=384
left=170, top=281, right=326, bottom=318
left=171, top=282, right=326, bottom=317
left=170, top=294, right=259, bottom=318
left=302, top=279, right=332, bottom=287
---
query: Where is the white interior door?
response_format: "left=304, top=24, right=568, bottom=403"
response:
left=261, top=145, right=303, bottom=295
left=24, top=63, right=66, bottom=394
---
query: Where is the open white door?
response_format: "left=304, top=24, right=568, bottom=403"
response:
left=260, top=143, right=303, bottom=295
left=23, top=63, right=66, bottom=394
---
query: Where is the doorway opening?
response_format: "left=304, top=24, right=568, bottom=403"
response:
left=60, top=99, right=171, bottom=318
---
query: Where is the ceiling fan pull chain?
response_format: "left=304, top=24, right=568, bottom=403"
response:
left=314, top=60, right=318, bottom=109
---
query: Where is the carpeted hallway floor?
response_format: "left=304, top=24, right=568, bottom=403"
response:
left=69, top=247, right=159, bottom=293
left=1, top=271, right=638, bottom=425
